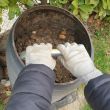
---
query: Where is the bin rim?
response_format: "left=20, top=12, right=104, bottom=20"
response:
left=11, top=5, right=94, bottom=86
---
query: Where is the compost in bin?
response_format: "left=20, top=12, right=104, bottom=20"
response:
left=15, top=9, right=78, bottom=83
left=7, top=6, right=93, bottom=103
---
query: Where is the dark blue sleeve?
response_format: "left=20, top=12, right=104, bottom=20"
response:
left=84, top=74, right=110, bottom=110
left=6, top=64, right=55, bottom=110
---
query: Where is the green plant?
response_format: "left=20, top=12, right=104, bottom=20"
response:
left=50, top=0, right=110, bottom=21
left=93, top=25, right=110, bottom=73
left=0, top=101, right=4, bottom=110
left=0, top=0, right=35, bottom=23
left=0, top=0, right=110, bottom=24
left=50, top=0, right=68, bottom=7
left=82, top=103, right=92, bottom=110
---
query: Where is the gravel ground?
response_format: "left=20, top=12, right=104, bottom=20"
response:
left=0, top=10, right=17, bottom=35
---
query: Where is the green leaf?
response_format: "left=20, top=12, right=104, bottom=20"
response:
left=106, top=10, right=110, bottom=15
left=94, top=1, right=101, bottom=13
left=0, top=8, right=2, bottom=24
left=50, top=0, right=63, bottom=7
left=90, top=0, right=99, bottom=7
left=55, top=0, right=63, bottom=7
left=18, top=0, right=34, bottom=7
left=79, top=4, right=94, bottom=21
left=80, top=10, right=89, bottom=21
left=79, top=4, right=94, bottom=14
left=26, top=0, right=34, bottom=7
left=72, top=0, right=78, bottom=8
left=0, top=17, right=2, bottom=24
left=102, top=0, right=108, bottom=9
left=85, top=0, right=99, bottom=7
left=73, top=8, right=79, bottom=15
left=50, top=0, right=56, bottom=5
left=19, top=0, right=28, bottom=4
left=99, top=7, right=106, bottom=19
left=0, top=0, right=9, bottom=7
left=85, top=0, right=90, bottom=4
left=0, top=8, right=2, bottom=15
left=72, top=0, right=78, bottom=15
left=8, top=5, right=21, bottom=20
left=107, top=0, right=110, bottom=10
left=78, top=0, right=85, bottom=5
left=8, top=0, right=17, bottom=5
left=58, top=0, right=68, bottom=4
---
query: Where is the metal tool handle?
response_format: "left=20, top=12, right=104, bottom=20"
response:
left=51, top=49, right=61, bottom=57
left=20, top=49, right=61, bottom=60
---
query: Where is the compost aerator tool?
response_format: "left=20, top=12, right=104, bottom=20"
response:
left=20, top=49, right=62, bottom=60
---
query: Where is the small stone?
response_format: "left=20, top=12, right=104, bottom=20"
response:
left=59, top=34, right=66, bottom=40
left=60, top=30, right=66, bottom=35
left=32, top=31, right=36, bottom=34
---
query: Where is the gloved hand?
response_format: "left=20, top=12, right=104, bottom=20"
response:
left=57, top=42, right=102, bottom=84
left=26, top=43, right=56, bottom=70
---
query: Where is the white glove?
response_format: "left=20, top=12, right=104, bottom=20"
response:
left=57, top=42, right=102, bottom=84
left=26, top=43, right=56, bottom=70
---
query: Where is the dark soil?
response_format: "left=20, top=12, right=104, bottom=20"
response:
left=15, top=10, right=76, bottom=83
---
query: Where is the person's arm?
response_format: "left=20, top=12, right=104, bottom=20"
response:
left=6, top=64, right=55, bottom=110
left=6, top=43, right=56, bottom=110
left=57, top=43, right=108, bottom=110
left=85, top=74, right=110, bottom=110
